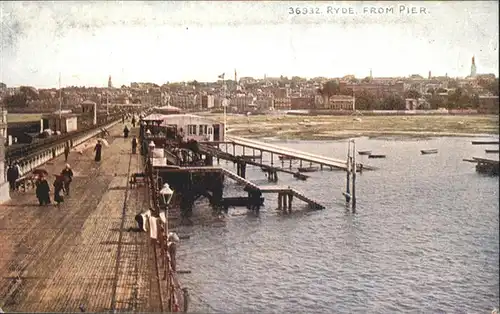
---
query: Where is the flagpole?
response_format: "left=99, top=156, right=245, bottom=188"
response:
left=58, top=72, right=62, bottom=118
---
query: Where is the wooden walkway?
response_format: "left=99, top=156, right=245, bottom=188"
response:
left=0, top=122, right=163, bottom=312
left=226, top=135, right=375, bottom=170
left=153, top=166, right=324, bottom=209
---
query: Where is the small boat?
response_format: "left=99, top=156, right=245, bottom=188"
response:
left=485, top=149, right=499, bottom=154
left=278, top=155, right=295, bottom=160
left=421, top=149, right=438, bottom=155
left=368, top=154, right=386, bottom=159
left=471, top=140, right=500, bottom=145
left=298, top=166, right=319, bottom=172
left=358, top=150, right=372, bottom=155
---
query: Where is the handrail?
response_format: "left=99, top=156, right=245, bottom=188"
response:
left=145, top=156, right=184, bottom=312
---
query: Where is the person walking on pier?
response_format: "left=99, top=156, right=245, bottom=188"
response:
left=131, top=116, right=136, bottom=128
left=53, top=175, right=65, bottom=206
left=123, top=126, right=130, bottom=138
left=7, top=164, right=19, bottom=191
left=36, top=174, right=51, bottom=206
left=131, top=136, right=138, bottom=154
left=94, top=140, right=103, bottom=162
left=61, top=164, right=74, bottom=196
left=64, top=142, right=70, bottom=162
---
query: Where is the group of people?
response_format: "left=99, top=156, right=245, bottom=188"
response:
left=35, top=164, right=73, bottom=206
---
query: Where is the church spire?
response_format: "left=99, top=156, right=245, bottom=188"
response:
left=470, top=55, right=477, bottom=77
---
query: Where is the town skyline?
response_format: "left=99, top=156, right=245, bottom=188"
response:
left=1, top=1, right=498, bottom=88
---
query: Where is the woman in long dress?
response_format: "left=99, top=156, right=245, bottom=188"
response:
left=53, top=176, right=65, bottom=206
left=94, top=140, right=102, bottom=162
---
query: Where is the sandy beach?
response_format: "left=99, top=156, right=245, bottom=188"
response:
left=203, top=113, right=499, bottom=140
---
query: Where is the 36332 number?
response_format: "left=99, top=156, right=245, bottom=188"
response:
left=288, top=7, right=321, bottom=15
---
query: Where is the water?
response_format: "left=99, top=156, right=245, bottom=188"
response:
left=177, top=136, right=499, bottom=313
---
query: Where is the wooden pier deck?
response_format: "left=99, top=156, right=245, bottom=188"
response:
left=225, top=135, right=375, bottom=171
left=0, top=123, right=163, bottom=313
left=152, top=166, right=324, bottom=210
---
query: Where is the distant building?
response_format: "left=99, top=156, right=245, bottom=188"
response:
left=315, top=95, right=355, bottom=110
left=273, top=97, right=291, bottom=110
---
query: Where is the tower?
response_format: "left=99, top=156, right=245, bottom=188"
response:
left=470, top=56, right=477, bottom=77
left=108, top=75, right=113, bottom=88
left=234, top=69, right=237, bottom=83
left=428, top=71, right=431, bottom=79
left=369, top=68, right=373, bottom=79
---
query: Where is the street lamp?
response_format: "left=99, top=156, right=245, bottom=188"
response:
left=159, top=183, right=174, bottom=207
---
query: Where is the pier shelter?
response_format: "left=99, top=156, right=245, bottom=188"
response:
left=142, top=113, right=225, bottom=142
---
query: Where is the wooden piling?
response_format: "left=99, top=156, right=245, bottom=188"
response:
left=352, top=141, right=357, bottom=210
left=288, top=194, right=293, bottom=213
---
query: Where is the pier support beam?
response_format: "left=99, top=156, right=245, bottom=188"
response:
left=267, top=170, right=278, bottom=182
left=287, top=194, right=293, bottom=213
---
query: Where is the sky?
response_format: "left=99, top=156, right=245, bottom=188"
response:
left=0, top=1, right=498, bottom=88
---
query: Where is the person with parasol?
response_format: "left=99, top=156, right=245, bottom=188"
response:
left=61, top=164, right=74, bottom=196
left=53, top=174, right=65, bottom=206
left=94, top=140, right=103, bottom=162
left=34, top=170, right=51, bottom=206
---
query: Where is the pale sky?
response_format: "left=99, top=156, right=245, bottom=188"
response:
left=1, top=1, right=498, bottom=88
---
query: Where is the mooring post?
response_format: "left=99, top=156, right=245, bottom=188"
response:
left=232, top=143, right=235, bottom=156
left=345, top=140, right=351, bottom=203
left=242, top=146, right=245, bottom=156
left=270, top=153, right=274, bottom=166
left=282, top=193, right=288, bottom=212
left=352, top=141, right=357, bottom=211
left=277, top=193, right=283, bottom=210
left=241, top=162, right=246, bottom=179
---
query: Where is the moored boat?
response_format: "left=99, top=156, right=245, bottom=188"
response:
left=471, top=140, right=500, bottom=145
left=485, top=149, right=499, bottom=154
left=298, top=166, right=319, bottom=172
left=358, top=150, right=372, bottom=155
left=368, top=154, right=386, bottom=159
left=421, top=149, right=438, bottom=155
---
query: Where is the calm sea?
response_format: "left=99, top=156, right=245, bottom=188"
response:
left=177, top=136, right=499, bottom=313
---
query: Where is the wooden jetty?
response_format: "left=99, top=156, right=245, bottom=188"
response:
left=198, top=143, right=309, bottom=181
left=464, top=157, right=499, bottom=175
left=153, top=166, right=325, bottom=211
left=224, top=135, right=375, bottom=171
left=471, top=140, right=499, bottom=145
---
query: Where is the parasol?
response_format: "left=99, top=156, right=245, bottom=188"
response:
left=96, top=138, right=110, bottom=147
left=33, top=169, right=49, bottom=176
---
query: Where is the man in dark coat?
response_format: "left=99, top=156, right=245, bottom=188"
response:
left=36, top=174, right=51, bottom=205
left=61, top=164, right=74, bottom=196
left=94, top=140, right=103, bottom=162
left=64, top=142, right=70, bottom=162
left=131, top=137, right=138, bottom=154
left=7, top=164, right=19, bottom=191
left=131, top=117, right=136, bottom=128
left=123, top=126, right=130, bottom=138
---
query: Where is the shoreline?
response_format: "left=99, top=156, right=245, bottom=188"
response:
left=226, top=129, right=500, bottom=141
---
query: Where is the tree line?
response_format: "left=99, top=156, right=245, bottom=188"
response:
left=317, top=79, right=499, bottom=110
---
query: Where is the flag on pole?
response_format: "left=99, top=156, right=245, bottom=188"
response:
left=218, top=73, right=225, bottom=79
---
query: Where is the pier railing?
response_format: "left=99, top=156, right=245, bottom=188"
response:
left=145, top=157, right=185, bottom=312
